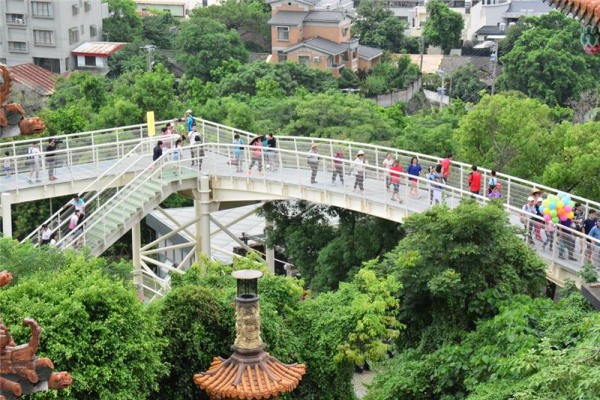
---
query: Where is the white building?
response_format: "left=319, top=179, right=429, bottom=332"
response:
left=0, top=0, right=106, bottom=73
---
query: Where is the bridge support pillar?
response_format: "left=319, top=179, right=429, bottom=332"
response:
left=196, top=176, right=211, bottom=259
left=265, top=219, right=275, bottom=275
left=1, top=193, right=12, bottom=238
left=132, top=222, right=142, bottom=295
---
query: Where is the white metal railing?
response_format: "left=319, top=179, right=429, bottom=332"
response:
left=21, top=136, right=177, bottom=246
left=6, top=117, right=599, bottom=291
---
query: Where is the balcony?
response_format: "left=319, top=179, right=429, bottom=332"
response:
left=6, top=14, right=27, bottom=26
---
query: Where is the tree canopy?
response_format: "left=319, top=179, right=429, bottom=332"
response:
left=498, top=12, right=600, bottom=106
left=102, top=0, right=143, bottom=42
left=423, top=0, right=464, bottom=54
left=352, top=0, right=410, bottom=52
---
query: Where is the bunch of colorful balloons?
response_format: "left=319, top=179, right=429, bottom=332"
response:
left=541, top=193, right=576, bottom=224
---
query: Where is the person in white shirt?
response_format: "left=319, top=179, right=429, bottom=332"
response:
left=40, top=224, right=52, bottom=245
left=27, top=143, right=41, bottom=183
left=351, top=150, right=368, bottom=192
left=382, top=152, right=394, bottom=191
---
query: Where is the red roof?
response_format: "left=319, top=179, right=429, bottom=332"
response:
left=8, top=64, right=59, bottom=96
left=71, top=42, right=127, bottom=57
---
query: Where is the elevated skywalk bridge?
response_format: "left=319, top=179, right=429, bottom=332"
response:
left=0, top=119, right=598, bottom=299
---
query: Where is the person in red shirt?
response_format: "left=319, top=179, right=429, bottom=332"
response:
left=468, top=165, right=482, bottom=196
left=440, top=154, right=452, bottom=184
left=390, top=159, right=404, bottom=203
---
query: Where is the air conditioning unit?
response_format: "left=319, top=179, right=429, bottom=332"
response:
left=313, top=56, right=320, bottom=62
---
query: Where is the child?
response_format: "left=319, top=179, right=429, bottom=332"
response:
left=390, top=160, right=403, bottom=203
left=3, top=152, right=10, bottom=177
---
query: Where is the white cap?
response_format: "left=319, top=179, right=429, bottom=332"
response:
left=527, top=196, right=535, bottom=201
left=186, top=109, right=192, bottom=114
left=357, top=150, right=365, bottom=156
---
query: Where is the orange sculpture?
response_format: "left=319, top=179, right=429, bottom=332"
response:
left=0, top=66, right=46, bottom=138
left=0, top=271, right=72, bottom=400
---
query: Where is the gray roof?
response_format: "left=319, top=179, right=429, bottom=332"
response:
left=268, top=11, right=310, bottom=26
left=475, top=25, right=504, bottom=35
left=506, top=0, right=551, bottom=13
left=284, top=37, right=347, bottom=55
left=268, top=0, right=319, bottom=4
left=304, top=11, right=347, bottom=23
left=358, top=45, right=383, bottom=60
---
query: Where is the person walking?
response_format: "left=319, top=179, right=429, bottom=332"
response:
left=407, top=156, right=422, bottom=198
left=46, top=138, right=57, bottom=181
left=331, top=149, right=344, bottom=185
left=588, top=219, right=600, bottom=266
left=189, top=126, right=201, bottom=166
left=40, top=224, right=52, bottom=246
left=390, top=159, right=403, bottom=203
left=172, top=138, right=183, bottom=174
left=185, top=109, right=195, bottom=133
left=232, top=134, right=244, bottom=173
left=307, top=143, right=320, bottom=184
left=248, top=138, right=263, bottom=175
left=558, top=217, right=577, bottom=261
left=266, top=133, right=277, bottom=171
left=382, top=152, right=394, bottom=191
left=63, top=195, right=86, bottom=216
left=583, top=210, right=598, bottom=263
left=440, top=154, right=452, bottom=184
left=431, top=164, right=443, bottom=205
left=27, top=142, right=41, bottom=183
left=351, top=150, right=367, bottom=192
left=3, top=151, right=11, bottom=178
left=521, top=196, right=538, bottom=245
left=468, top=165, right=482, bottom=197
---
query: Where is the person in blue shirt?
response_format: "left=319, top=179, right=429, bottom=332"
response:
left=407, top=156, right=422, bottom=198
left=185, top=109, right=195, bottom=133
left=232, top=134, right=244, bottom=172
left=589, top=219, right=600, bottom=266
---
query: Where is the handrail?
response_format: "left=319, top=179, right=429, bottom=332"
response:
left=21, top=138, right=151, bottom=244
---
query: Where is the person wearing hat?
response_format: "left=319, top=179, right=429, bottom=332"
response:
left=307, top=143, right=320, bottom=184
left=530, top=188, right=544, bottom=241
left=350, top=150, right=368, bottom=192
left=185, top=109, right=195, bottom=133
left=27, top=142, right=41, bottom=183
left=521, top=196, right=538, bottom=245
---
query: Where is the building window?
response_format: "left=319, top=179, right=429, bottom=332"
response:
left=8, top=41, right=28, bottom=53
left=278, top=51, right=287, bottom=62
left=69, top=27, right=80, bottom=44
left=33, top=30, right=55, bottom=46
left=85, top=56, right=96, bottom=66
left=277, top=26, right=289, bottom=41
left=32, top=2, right=53, bottom=18
left=84, top=0, right=92, bottom=12
left=342, top=27, right=349, bottom=37
left=72, top=4, right=80, bottom=15
left=65, top=57, right=70, bottom=71
left=341, top=51, right=349, bottom=61
left=34, top=57, right=61, bottom=73
left=6, top=14, right=26, bottom=25
left=298, top=56, right=311, bottom=67
left=90, top=25, right=97, bottom=37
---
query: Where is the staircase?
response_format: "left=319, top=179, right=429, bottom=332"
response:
left=60, top=165, right=198, bottom=256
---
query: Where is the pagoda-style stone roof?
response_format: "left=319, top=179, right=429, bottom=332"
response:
left=194, top=347, right=306, bottom=400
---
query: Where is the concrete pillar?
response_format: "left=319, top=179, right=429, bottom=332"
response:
left=132, top=222, right=142, bottom=294
left=197, top=176, right=211, bottom=259
left=265, top=219, right=275, bottom=275
left=1, top=193, right=12, bottom=238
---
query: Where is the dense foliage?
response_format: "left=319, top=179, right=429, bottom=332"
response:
left=423, top=0, right=464, bottom=54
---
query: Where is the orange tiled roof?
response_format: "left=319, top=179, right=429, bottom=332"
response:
left=545, top=0, right=600, bottom=26
left=194, top=351, right=306, bottom=400
left=8, top=64, right=58, bottom=96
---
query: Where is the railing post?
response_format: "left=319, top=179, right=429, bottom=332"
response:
left=1, top=193, right=12, bottom=238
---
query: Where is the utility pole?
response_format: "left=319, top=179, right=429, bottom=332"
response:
left=438, top=69, right=445, bottom=110
left=418, top=36, right=424, bottom=76
left=491, top=43, right=498, bottom=96
left=141, top=44, right=156, bottom=72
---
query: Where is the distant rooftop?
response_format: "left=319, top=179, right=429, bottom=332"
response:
left=71, top=42, right=127, bottom=57
left=284, top=37, right=348, bottom=55
left=506, top=0, right=551, bottom=13
left=269, top=10, right=351, bottom=25
left=358, top=45, right=383, bottom=60
left=8, top=64, right=58, bottom=96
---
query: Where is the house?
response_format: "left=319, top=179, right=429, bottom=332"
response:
left=8, top=63, right=58, bottom=96
left=268, top=0, right=382, bottom=76
left=133, top=0, right=187, bottom=18
left=0, top=0, right=106, bottom=74
left=466, top=0, right=551, bottom=41
left=71, top=42, right=126, bottom=72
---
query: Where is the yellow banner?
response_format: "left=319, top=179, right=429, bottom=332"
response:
left=147, top=111, right=155, bottom=136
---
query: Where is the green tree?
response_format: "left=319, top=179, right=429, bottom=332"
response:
left=375, top=201, right=547, bottom=350
left=175, top=18, right=249, bottom=81
left=190, top=0, right=271, bottom=51
left=449, top=64, right=487, bottom=103
left=0, top=251, right=166, bottom=399
left=497, top=12, right=600, bottom=106
left=453, top=92, right=562, bottom=178
left=352, top=0, right=409, bottom=52
left=361, top=56, right=419, bottom=96
left=102, top=0, right=143, bottom=42
left=142, top=11, right=180, bottom=48
left=541, top=121, right=600, bottom=200
left=423, top=0, right=464, bottom=54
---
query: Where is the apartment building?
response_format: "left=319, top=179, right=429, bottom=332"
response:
left=0, top=0, right=106, bottom=73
